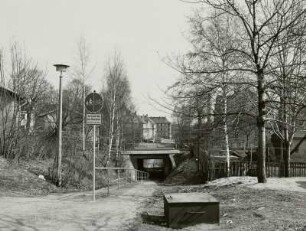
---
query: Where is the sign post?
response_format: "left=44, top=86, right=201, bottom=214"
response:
left=85, top=91, right=102, bottom=201
left=93, top=124, right=96, bottom=201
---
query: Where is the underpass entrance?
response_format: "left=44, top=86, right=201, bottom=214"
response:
left=143, top=159, right=165, bottom=180
left=133, top=156, right=171, bottom=180
left=122, top=148, right=182, bottom=181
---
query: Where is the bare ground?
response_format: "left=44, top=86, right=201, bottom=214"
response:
left=2, top=157, right=306, bottom=231
left=0, top=181, right=158, bottom=231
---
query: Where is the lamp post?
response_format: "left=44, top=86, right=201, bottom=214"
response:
left=54, top=64, right=69, bottom=187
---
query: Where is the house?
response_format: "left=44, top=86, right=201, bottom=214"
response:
left=271, top=130, right=306, bottom=163
left=291, top=131, right=306, bottom=162
left=0, top=86, right=28, bottom=131
left=139, top=115, right=157, bottom=142
left=149, top=116, right=171, bottom=140
left=0, top=85, right=31, bottom=156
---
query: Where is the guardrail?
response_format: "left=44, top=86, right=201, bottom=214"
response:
left=95, top=167, right=149, bottom=196
left=208, top=161, right=306, bottom=180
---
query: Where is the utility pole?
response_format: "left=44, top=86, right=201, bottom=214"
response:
left=54, top=64, right=70, bottom=187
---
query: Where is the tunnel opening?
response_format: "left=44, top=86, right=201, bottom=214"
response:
left=142, top=159, right=166, bottom=180
left=126, top=151, right=179, bottom=182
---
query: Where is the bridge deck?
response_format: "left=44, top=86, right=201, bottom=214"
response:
left=121, top=149, right=182, bottom=155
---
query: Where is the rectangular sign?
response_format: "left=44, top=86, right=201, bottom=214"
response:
left=86, top=113, right=101, bottom=125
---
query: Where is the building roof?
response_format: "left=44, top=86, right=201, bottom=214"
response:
left=0, top=85, right=24, bottom=101
left=294, top=130, right=306, bottom=139
left=149, top=116, right=170, bottom=124
left=138, top=115, right=156, bottom=124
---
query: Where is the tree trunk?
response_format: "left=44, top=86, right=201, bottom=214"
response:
left=108, top=123, right=114, bottom=162
left=107, top=97, right=116, bottom=165
left=115, top=112, right=120, bottom=167
left=26, top=109, right=32, bottom=134
left=282, top=100, right=291, bottom=177
left=257, top=70, right=267, bottom=183
left=279, top=142, right=285, bottom=177
left=222, top=87, right=230, bottom=177
left=278, top=95, right=285, bottom=177
left=284, top=140, right=291, bottom=177
left=197, top=112, right=201, bottom=172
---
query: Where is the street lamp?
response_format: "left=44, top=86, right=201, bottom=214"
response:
left=54, top=64, right=69, bottom=187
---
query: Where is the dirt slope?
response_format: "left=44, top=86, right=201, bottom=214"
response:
left=0, top=157, right=57, bottom=197
left=164, top=158, right=203, bottom=184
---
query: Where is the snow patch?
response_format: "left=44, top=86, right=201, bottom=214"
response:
left=208, top=176, right=306, bottom=193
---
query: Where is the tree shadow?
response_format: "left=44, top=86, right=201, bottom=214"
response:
left=0, top=215, right=39, bottom=231
left=296, top=181, right=306, bottom=190
left=141, top=212, right=167, bottom=227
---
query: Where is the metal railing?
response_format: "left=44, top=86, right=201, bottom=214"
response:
left=95, top=167, right=149, bottom=196
left=208, top=161, right=306, bottom=180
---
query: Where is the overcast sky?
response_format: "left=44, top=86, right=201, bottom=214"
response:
left=0, top=0, right=196, bottom=118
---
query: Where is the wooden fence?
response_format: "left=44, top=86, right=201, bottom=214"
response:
left=208, top=161, right=306, bottom=180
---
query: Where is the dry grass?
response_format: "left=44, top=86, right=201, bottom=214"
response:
left=140, top=178, right=306, bottom=231
left=0, top=158, right=58, bottom=197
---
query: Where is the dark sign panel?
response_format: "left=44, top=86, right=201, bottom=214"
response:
left=85, top=92, right=102, bottom=113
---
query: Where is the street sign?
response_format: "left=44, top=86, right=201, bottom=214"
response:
left=85, top=92, right=103, bottom=113
left=85, top=92, right=103, bottom=201
left=86, top=113, right=101, bottom=125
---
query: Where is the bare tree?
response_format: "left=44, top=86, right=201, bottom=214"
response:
left=0, top=42, right=51, bottom=160
left=172, top=11, right=249, bottom=177
left=191, top=0, right=306, bottom=183
left=10, top=42, right=51, bottom=133
left=0, top=49, right=5, bottom=84
left=73, top=37, right=95, bottom=155
left=103, top=51, right=132, bottom=166
left=267, top=14, right=306, bottom=176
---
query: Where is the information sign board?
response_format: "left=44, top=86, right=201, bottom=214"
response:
left=86, top=114, right=101, bottom=125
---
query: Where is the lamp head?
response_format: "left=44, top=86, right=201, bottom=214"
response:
left=54, top=64, right=70, bottom=72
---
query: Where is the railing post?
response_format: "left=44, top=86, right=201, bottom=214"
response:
left=107, top=168, right=110, bottom=196
left=130, top=169, right=133, bottom=183
left=118, top=170, right=120, bottom=190
left=125, top=169, right=128, bottom=185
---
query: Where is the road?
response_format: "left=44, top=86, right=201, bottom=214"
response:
left=0, top=181, right=158, bottom=231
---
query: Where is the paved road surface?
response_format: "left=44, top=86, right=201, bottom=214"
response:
left=0, top=181, right=158, bottom=231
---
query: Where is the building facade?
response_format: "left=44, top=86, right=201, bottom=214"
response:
left=149, top=117, right=171, bottom=140
left=139, top=115, right=157, bottom=142
left=0, top=86, right=28, bottom=131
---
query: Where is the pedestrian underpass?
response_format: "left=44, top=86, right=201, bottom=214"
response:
left=121, top=149, right=182, bottom=180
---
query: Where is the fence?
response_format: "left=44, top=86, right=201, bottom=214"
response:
left=95, top=167, right=149, bottom=195
left=209, top=161, right=306, bottom=180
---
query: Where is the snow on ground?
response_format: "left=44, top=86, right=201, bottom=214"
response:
left=207, top=176, right=257, bottom=187
left=208, top=176, right=306, bottom=193
left=249, top=177, right=306, bottom=192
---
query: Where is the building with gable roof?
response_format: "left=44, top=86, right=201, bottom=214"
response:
left=149, top=116, right=171, bottom=140
left=0, top=85, right=29, bottom=131
left=139, top=115, right=157, bottom=142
